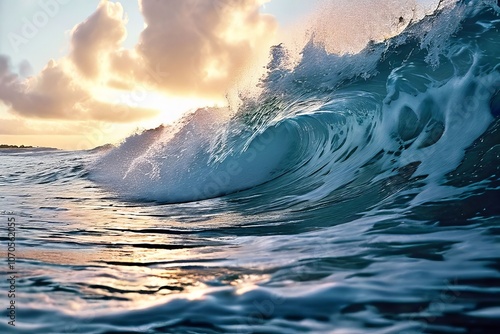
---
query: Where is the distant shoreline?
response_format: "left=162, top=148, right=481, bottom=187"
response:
left=0, top=144, right=115, bottom=152
left=0, top=144, right=35, bottom=149
left=0, top=144, right=59, bottom=151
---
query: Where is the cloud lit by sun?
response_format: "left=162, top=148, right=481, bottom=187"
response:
left=0, top=0, right=277, bottom=149
left=91, top=87, right=226, bottom=127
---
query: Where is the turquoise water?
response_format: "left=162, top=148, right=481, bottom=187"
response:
left=1, top=1, right=500, bottom=333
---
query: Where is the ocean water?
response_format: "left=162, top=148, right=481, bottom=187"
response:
left=1, top=1, right=500, bottom=333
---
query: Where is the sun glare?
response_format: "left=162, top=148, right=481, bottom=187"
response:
left=92, top=87, right=226, bottom=128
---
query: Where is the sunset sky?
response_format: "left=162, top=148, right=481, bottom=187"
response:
left=0, top=0, right=320, bottom=149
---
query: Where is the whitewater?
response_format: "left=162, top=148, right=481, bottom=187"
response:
left=1, top=0, right=499, bottom=333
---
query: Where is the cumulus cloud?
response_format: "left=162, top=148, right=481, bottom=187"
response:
left=0, top=56, right=158, bottom=122
left=18, top=60, right=33, bottom=77
left=70, top=1, right=128, bottom=79
left=0, top=56, right=10, bottom=78
left=0, top=0, right=276, bottom=123
left=134, top=0, right=276, bottom=96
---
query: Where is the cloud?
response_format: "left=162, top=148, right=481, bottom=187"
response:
left=0, top=118, right=39, bottom=135
left=134, top=0, right=276, bottom=96
left=0, top=56, right=158, bottom=122
left=18, top=60, right=33, bottom=77
left=0, top=55, right=21, bottom=85
left=70, top=1, right=128, bottom=79
left=0, top=118, right=79, bottom=135
left=0, top=0, right=276, bottom=123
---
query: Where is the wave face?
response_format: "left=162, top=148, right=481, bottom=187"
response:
left=91, top=0, right=500, bottom=207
